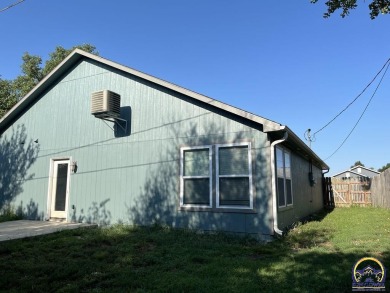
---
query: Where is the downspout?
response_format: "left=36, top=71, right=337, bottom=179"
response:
left=270, top=131, right=288, bottom=236
left=322, top=168, right=330, bottom=207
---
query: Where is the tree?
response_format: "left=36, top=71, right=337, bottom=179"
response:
left=351, top=161, right=365, bottom=168
left=0, top=44, right=98, bottom=118
left=12, top=53, right=43, bottom=99
left=378, top=163, right=390, bottom=172
left=311, top=0, right=390, bottom=19
left=0, top=77, right=16, bottom=118
left=42, top=44, right=98, bottom=76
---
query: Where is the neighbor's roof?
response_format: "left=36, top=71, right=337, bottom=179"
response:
left=332, top=170, right=369, bottom=178
left=333, top=165, right=380, bottom=178
left=0, top=49, right=329, bottom=170
left=350, top=165, right=380, bottom=174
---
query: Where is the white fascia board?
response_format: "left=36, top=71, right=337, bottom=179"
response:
left=1, top=49, right=283, bottom=134
left=76, top=50, right=283, bottom=132
left=333, top=170, right=369, bottom=178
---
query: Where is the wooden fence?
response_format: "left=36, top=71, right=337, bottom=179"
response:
left=371, top=169, right=390, bottom=208
left=323, top=177, right=335, bottom=208
left=323, top=177, right=372, bottom=207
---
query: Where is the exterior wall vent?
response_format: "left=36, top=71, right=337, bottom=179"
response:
left=91, top=90, right=121, bottom=118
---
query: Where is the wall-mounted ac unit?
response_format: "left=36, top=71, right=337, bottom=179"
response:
left=91, top=90, right=121, bottom=118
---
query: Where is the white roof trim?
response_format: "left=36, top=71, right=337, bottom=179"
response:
left=333, top=170, right=369, bottom=178
left=350, top=165, right=380, bottom=174
left=1, top=49, right=282, bottom=132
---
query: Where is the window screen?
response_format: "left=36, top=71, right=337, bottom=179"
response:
left=276, top=146, right=293, bottom=207
left=184, top=149, right=209, bottom=177
left=219, top=177, right=250, bottom=206
left=181, top=147, right=211, bottom=207
left=183, top=178, right=210, bottom=205
left=218, top=146, right=249, bottom=175
left=277, top=177, right=286, bottom=207
left=286, top=179, right=293, bottom=205
left=217, top=144, right=252, bottom=208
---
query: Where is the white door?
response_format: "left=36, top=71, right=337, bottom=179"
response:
left=50, top=160, right=70, bottom=219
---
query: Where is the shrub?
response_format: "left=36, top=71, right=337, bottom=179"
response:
left=0, top=205, right=23, bottom=223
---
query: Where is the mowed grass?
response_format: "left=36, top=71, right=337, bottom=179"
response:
left=0, top=207, right=389, bottom=292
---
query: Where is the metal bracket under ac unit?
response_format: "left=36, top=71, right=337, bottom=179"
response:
left=100, top=117, right=128, bottom=133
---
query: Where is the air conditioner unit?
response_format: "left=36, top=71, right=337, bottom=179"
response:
left=91, top=90, right=121, bottom=118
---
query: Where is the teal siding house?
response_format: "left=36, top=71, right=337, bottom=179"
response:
left=0, top=49, right=329, bottom=239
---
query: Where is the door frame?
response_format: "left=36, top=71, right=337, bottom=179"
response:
left=46, top=157, right=72, bottom=221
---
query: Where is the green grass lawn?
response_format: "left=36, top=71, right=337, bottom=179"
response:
left=0, top=207, right=389, bottom=292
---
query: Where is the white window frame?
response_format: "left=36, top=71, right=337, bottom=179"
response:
left=216, top=142, right=253, bottom=209
left=180, top=145, right=212, bottom=208
left=276, top=146, right=293, bottom=208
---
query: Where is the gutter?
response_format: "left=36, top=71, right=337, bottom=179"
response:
left=270, top=131, right=288, bottom=236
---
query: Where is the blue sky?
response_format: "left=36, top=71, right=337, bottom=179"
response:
left=1, top=0, right=389, bottom=174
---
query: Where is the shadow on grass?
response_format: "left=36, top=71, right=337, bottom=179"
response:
left=0, top=224, right=388, bottom=292
left=283, top=210, right=335, bottom=250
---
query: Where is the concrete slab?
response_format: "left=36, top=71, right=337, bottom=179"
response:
left=0, top=220, right=97, bottom=242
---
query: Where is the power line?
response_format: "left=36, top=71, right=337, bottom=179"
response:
left=325, top=61, right=390, bottom=161
left=314, top=58, right=390, bottom=136
left=0, top=0, right=25, bottom=13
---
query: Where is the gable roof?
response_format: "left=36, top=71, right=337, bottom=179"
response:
left=350, top=165, right=380, bottom=174
left=332, top=170, right=369, bottom=178
left=333, top=165, right=380, bottom=178
left=0, top=49, right=329, bottom=171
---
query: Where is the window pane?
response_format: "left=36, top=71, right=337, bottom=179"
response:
left=183, top=178, right=210, bottom=205
left=219, top=146, right=249, bottom=175
left=219, top=177, right=250, bottom=206
left=284, top=152, right=291, bottom=179
left=277, top=177, right=285, bottom=207
left=184, top=149, right=209, bottom=176
left=276, top=148, right=284, bottom=178
left=55, top=163, right=68, bottom=211
left=286, top=179, right=293, bottom=205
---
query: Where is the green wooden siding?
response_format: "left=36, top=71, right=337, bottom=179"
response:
left=277, top=148, right=324, bottom=229
left=1, top=59, right=274, bottom=236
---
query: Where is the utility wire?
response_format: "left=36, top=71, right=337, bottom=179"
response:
left=314, top=58, right=390, bottom=136
left=325, top=61, right=390, bottom=161
left=0, top=0, right=25, bottom=13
